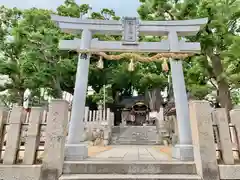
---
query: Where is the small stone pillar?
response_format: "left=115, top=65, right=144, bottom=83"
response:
left=171, top=116, right=179, bottom=145
left=3, top=106, right=24, bottom=164
left=98, top=104, right=103, bottom=122
left=121, top=110, right=128, bottom=126
left=43, top=100, right=69, bottom=177
left=154, top=108, right=164, bottom=144
left=189, top=101, right=219, bottom=180
left=23, top=107, right=43, bottom=164
left=0, top=107, right=8, bottom=161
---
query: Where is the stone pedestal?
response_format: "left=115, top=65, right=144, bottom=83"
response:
left=172, top=144, right=194, bottom=161
left=65, top=144, right=88, bottom=161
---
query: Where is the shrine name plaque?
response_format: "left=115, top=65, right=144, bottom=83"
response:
left=122, top=17, right=139, bottom=45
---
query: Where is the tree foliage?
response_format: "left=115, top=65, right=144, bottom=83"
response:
left=1, top=0, right=239, bottom=109
left=138, top=0, right=240, bottom=108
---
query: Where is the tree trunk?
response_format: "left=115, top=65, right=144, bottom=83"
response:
left=218, top=80, right=232, bottom=110
left=53, top=77, right=63, bottom=99
left=145, top=88, right=163, bottom=111
left=210, top=54, right=232, bottom=119
left=18, top=90, right=24, bottom=106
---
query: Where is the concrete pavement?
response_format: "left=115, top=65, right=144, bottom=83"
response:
left=87, top=145, right=176, bottom=161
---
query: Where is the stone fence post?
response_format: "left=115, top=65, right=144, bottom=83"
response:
left=0, top=107, right=8, bottom=160
left=189, top=101, right=220, bottom=180
left=3, top=106, right=24, bottom=164
left=230, top=109, right=240, bottom=152
left=103, top=108, right=112, bottom=145
left=42, top=100, right=69, bottom=180
left=23, top=107, right=43, bottom=165
left=212, top=109, right=234, bottom=165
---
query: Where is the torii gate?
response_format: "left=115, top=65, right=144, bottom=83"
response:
left=51, top=15, right=207, bottom=161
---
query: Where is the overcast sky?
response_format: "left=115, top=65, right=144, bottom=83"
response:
left=0, top=0, right=141, bottom=17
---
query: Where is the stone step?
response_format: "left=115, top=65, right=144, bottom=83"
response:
left=111, top=140, right=160, bottom=145
left=59, top=174, right=201, bottom=180
left=63, top=161, right=197, bottom=174
left=111, top=126, right=161, bottom=146
left=111, top=135, right=161, bottom=145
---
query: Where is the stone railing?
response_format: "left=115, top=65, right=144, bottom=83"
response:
left=189, top=101, right=240, bottom=180
left=67, top=107, right=114, bottom=126
left=0, top=100, right=69, bottom=180
left=0, top=100, right=114, bottom=180
left=67, top=107, right=114, bottom=146
left=83, top=107, right=114, bottom=146
left=82, top=107, right=114, bottom=127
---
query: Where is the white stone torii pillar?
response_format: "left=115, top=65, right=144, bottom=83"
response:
left=51, top=15, right=207, bottom=161
left=64, top=29, right=92, bottom=160
left=168, top=31, right=193, bottom=160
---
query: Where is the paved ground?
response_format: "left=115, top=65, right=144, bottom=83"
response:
left=88, top=145, right=176, bottom=161
left=88, top=146, right=113, bottom=157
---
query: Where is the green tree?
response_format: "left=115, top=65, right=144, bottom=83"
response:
left=138, top=0, right=240, bottom=109
left=91, top=85, right=114, bottom=105
left=17, top=8, right=63, bottom=98
left=0, top=6, right=27, bottom=105
left=57, top=0, right=91, bottom=18
left=0, top=0, right=174, bottom=108
left=0, top=6, right=73, bottom=105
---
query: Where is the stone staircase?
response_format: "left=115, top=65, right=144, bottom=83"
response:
left=59, top=161, right=202, bottom=180
left=111, top=126, right=161, bottom=145
left=59, top=126, right=201, bottom=180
